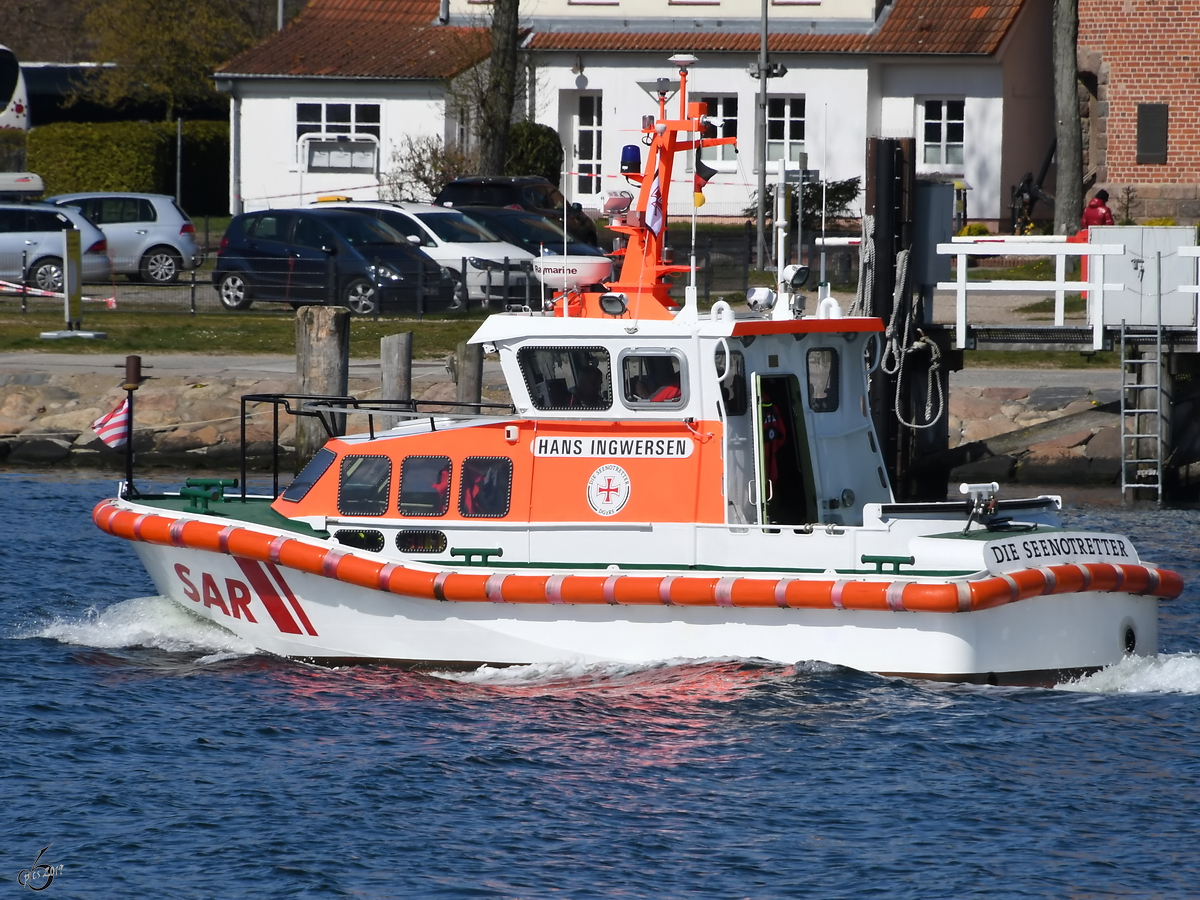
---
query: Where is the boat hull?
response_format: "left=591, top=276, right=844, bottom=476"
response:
left=133, top=542, right=1158, bottom=685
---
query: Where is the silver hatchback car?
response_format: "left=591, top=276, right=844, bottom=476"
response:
left=48, top=192, right=202, bottom=284
left=0, top=202, right=112, bottom=290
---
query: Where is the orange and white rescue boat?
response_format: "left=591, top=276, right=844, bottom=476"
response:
left=94, top=59, right=1182, bottom=684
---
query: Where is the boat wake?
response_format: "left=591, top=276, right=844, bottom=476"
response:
left=1059, top=653, right=1200, bottom=694
left=433, top=656, right=789, bottom=697
left=20, top=595, right=258, bottom=663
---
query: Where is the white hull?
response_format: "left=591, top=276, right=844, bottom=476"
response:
left=134, top=542, right=1158, bottom=683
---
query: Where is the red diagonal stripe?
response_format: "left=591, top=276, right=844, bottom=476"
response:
left=235, top=558, right=303, bottom=634
left=265, top=561, right=318, bottom=636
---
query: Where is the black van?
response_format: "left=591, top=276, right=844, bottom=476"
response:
left=212, top=208, right=456, bottom=314
left=434, top=176, right=599, bottom=246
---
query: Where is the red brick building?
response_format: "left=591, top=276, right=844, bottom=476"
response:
left=1079, top=0, right=1200, bottom=222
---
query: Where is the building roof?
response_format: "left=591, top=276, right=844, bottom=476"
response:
left=530, top=0, right=1026, bottom=56
left=218, top=0, right=1025, bottom=81
left=217, top=0, right=491, bottom=80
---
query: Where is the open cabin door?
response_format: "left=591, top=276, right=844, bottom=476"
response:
left=751, top=373, right=818, bottom=527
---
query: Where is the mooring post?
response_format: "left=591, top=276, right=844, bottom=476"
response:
left=295, top=305, right=349, bottom=470
left=380, top=331, right=413, bottom=427
left=456, top=340, right=483, bottom=407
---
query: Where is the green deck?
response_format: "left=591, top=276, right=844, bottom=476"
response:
left=133, top=493, right=330, bottom=539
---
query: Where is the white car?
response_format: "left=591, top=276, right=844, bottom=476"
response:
left=310, top=199, right=534, bottom=305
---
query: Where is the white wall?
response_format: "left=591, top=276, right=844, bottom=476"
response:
left=878, top=63, right=1005, bottom=220
left=449, top=0, right=877, bottom=25
left=228, top=79, right=447, bottom=212
left=534, top=53, right=870, bottom=218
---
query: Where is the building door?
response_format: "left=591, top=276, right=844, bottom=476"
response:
left=570, top=93, right=604, bottom=206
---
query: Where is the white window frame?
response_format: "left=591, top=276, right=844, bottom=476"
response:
left=296, top=102, right=381, bottom=141
left=918, top=97, right=965, bottom=173
left=699, top=94, right=739, bottom=171
left=299, top=133, right=380, bottom=175
left=766, top=95, right=805, bottom=168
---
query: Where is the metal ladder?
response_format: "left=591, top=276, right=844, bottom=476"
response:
left=1119, top=252, right=1164, bottom=503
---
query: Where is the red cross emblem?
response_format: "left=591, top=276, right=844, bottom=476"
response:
left=597, top=477, right=620, bottom=502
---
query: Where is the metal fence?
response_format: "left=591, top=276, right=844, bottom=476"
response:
left=1, top=226, right=862, bottom=316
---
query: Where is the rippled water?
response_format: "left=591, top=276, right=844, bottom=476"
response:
left=3, top=473, right=1200, bottom=897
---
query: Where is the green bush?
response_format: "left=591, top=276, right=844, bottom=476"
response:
left=504, top=121, right=564, bottom=187
left=958, top=222, right=991, bottom=237
left=26, top=120, right=229, bottom=215
left=1142, top=217, right=1178, bottom=226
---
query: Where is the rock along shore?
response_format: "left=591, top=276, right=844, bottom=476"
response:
left=0, top=353, right=1124, bottom=487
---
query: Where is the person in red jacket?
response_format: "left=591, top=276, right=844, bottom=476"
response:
left=1081, top=189, right=1115, bottom=227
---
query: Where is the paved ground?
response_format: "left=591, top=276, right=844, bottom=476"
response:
left=0, top=352, right=499, bottom=385
left=0, top=350, right=1121, bottom=390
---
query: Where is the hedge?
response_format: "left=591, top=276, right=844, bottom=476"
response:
left=27, top=120, right=229, bottom=215
left=505, top=121, right=564, bottom=187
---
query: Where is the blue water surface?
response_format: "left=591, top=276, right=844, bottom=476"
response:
left=2, top=472, right=1200, bottom=898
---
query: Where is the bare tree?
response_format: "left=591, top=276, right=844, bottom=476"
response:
left=477, top=0, right=519, bottom=175
left=1053, top=0, right=1083, bottom=235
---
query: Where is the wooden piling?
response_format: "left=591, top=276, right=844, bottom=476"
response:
left=295, top=305, right=349, bottom=470
left=381, top=331, right=413, bottom=427
left=456, top=341, right=482, bottom=407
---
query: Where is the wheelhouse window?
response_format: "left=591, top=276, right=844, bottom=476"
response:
left=806, top=348, right=840, bottom=412
left=281, top=447, right=336, bottom=502
left=399, top=455, right=451, bottom=517
left=922, top=99, right=965, bottom=167
left=334, top=529, right=385, bottom=552
left=338, top=455, right=392, bottom=516
left=700, top=96, right=738, bottom=162
left=621, top=354, right=685, bottom=407
left=396, top=530, right=448, bottom=553
left=460, top=457, right=513, bottom=518
left=714, top=347, right=747, bottom=416
left=767, top=97, right=805, bottom=164
left=519, top=347, right=612, bottom=410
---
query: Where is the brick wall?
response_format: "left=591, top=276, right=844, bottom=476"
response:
left=1078, top=0, right=1200, bottom=223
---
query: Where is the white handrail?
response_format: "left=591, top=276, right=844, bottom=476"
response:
left=1177, top=246, right=1200, bottom=350
left=936, top=240, right=1126, bottom=350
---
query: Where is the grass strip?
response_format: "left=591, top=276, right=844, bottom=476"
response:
left=0, top=308, right=490, bottom=359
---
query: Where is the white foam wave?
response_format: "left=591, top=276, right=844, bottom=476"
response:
left=23, top=595, right=258, bottom=657
left=433, top=657, right=686, bottom=686
left=1058, top=653, right=1200, bottom=694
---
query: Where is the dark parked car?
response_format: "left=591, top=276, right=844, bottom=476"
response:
left=212, top=208, right=455, bottom=314
left=457, top=207, right=607, bottom=259
left=434, top=176, right=599, bottom=245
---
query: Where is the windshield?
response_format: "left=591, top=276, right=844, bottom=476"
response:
left=333, top=214, right=404, bottom=246
left=415, top=212, right=497, bottom=243
left=478, top=212, right=567, bottom=245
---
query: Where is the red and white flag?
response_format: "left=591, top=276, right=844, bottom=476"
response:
left=645, top=174, right=665, bottom=236
left=92, top=398, right=130, bottom=448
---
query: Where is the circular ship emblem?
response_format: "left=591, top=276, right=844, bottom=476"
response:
left=587, top=464, right=631, bottom=516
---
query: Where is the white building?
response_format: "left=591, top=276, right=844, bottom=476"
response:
left=215, top=0, right=1053, bottom=227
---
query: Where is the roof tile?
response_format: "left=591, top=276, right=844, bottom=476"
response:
left=219, top=0, right=1026, bottom=80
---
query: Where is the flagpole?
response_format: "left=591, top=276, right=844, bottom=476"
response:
left=122, top=354, right=141, bottom=498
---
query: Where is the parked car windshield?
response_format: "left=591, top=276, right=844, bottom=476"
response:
left=333, top=214, right=405, bottom=246
left=470, top=211, right=567, bottom=244
left=415, top=212, right=497, bottom=243
left=523, top=185, right=565, bottom=211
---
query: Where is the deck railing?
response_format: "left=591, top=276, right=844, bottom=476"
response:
left=936, top=236, right=1126, bottom=350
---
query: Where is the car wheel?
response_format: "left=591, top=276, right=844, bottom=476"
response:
left=343, top=278, right=377, bottom=315
left=218, top=272, right=253, bottom=310
left=140, top=246, right=183, bottom=284
left=29, top=257, right=63, bottom=293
